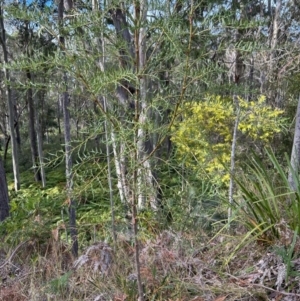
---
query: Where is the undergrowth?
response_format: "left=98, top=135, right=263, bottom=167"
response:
left=2, top=147, right=300, bottom=300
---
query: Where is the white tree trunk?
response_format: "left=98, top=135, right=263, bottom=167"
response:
left=95, top=24, right=131, bottom=210
left=35, top=93, right=46, bottom=188
left=228, top=95, right=240, bottom=224
left=288, top=95, right=300, bottom=191
left=136, top=0, right=157, bottom=210
left=269, top=0, right=281, bottom=76
left=0, top=4, right=20, bottom=191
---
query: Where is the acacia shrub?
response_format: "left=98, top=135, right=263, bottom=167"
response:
left=171, top=94, right=285, bottom=185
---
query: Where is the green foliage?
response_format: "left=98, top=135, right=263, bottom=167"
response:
left=172, top=95, right=285, bottom=185
left=115, top=274, right=139, bottom=300
left=47, top=271, right=72, bottom=297
left=0, top=183, right=65, bottom=242
left=2, top=159, right=120, bottom=246
left=234, top=149, right=300, bottom=243
left=158, top=161, right=226, bottom=233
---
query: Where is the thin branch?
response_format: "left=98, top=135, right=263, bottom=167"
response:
left=0, top=240, right=29, bottom=269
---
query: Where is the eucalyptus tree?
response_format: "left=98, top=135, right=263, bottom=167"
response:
left=288, top=96, right=300, bottom=191
left=0, top=2, right=20, bottom=191
left=18, top=18, right=42, bottom=183
left=5, top=0, right=58, bottom=186
left=57, top=0, right=78, bottom=257
left=285, top=0, right=300, bottom=189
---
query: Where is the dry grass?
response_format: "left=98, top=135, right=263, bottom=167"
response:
left=1, top=228, right=300, bottom=301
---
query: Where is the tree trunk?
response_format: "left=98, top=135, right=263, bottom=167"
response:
left=227, top=7, right=244, bottom=226
left=269, top=0, right=281, bottom=71
left=104, top=96, right=117, bottom=245
left=0, top=3, right=20, bottom=191
left=58, top=0, right=78, bottom=257
left=111, top=130, right=131, bottom=205
left=35, top=92, right=46, bottom=188
left=13, top=101, right=21, bottom=147
left=0, top=155, right=9, bottom=222
left=288, top=95, right=300, bottom=191
left=268, top=0, right=282, bottom=102
left=57, top=96, right=62, bottom=143
left=110, top=3, right=157, bottom=212
left=97, top=4, right=117, bottom=245
left=110, top=4, right=154, bottom=300
left=62, top=84, right=78, bottom=257
left=27, top=70, right=42, bottom=182
left=228, top=95, right=240, bottom=224
left=110, top=7, right=134, bottom=212
left=94, top=10, right=131, bottom=214
left=136, top=0, right=157, bottom=211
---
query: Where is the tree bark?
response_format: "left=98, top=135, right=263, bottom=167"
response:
left=227, top=5, right=244, bottom=226
left=0, top=155, right=9, bottom=222
left=288, top=95, right=300, bottom=191
left=268, top=0, right=282, bottom=103
left=228, top=95, right=240, bottom=224
left=110, top=3, right=157, bottom=212
left=13, top=101, right=21, bottom=147
left=95, top=10, right=131, bottom=213
left=110, top=7, right=135, bottom=212
left=62, top=81, right=78, bottom=257
left=35, top=92, right=46, bottom=188
left=58, top=0, right=78, bottom=257
left=136, top=0, right=157, bottom=211
left=269, top=0, right=281, bottom=72
left=0, top=3, right=20, bottom=191
left=97, top=3, right=117, bottom=245
left=27, top=70, right=42, bottom=182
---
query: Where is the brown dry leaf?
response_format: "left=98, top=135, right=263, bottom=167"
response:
left=214, top=296, right=227, bottom=301
left=51, top=228, right=59, bottom=241
left=230, top=277, right=250, bottom=287
left=114, top=294, right=127, bottom=301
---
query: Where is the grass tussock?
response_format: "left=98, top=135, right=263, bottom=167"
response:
left=1, top=226, right=300, bottom=301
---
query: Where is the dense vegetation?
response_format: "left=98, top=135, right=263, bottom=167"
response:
left=1, top=0, right=300, bottom=300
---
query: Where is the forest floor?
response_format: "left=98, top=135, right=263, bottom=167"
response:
left=1, top=228, right=300, bottom=301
